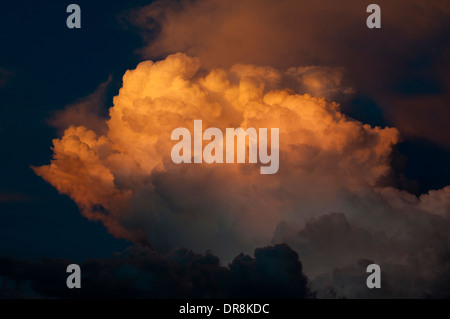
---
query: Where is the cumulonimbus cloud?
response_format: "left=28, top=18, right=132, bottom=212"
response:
left=34, top=53, right=450, bottom=297
left=34, top=52, right=398, bottom=251
left=131, top=0, right=450, bottom=149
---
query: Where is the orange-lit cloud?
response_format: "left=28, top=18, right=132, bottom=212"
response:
left=29, top=0, right=450, bottom=298
left=131, top=0, right=450, bottom=149
left=132, top=0, right=450, bottom=70
left=34, top=52, right=450, bottom=298
left=34, top=53, right=399, bottom=255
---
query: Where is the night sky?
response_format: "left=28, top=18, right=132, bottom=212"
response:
left=0, top=1, right=151, bottom=261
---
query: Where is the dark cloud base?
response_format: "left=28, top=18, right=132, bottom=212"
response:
left=0, top=244, right=311, bottom=299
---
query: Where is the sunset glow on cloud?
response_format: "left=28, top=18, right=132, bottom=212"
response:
left=34, top=52, right=399, bottom=250
left=30, top=51, right=450, bottom=297
left=0, top=0, right=435, bottom=299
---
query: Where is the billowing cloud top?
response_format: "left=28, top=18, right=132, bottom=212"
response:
left=34, top=53, right=450, bottom=298
left=131, top=0, right=450, bottom=150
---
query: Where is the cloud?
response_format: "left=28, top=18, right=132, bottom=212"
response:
left=34, top=53, right=400, bottom=261
left=0, top=244, right=311, bottom=299
left=273, top=188, right=450, bottom=298
left=32, top=53, right=450, bottom=297
left=130, top=0, right=450, bottom=148
left=285, top=66, right=355, bottom=101
left=33, top=2, right=450, bottom=295
left=131, top=0, right=450, bottom=70
left=47, top=76, right=112, bottom=136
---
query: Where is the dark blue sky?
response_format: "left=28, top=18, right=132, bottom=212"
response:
left=0, top=1, right=153, bottom=261
left=0, top=0, right=449, bottom=262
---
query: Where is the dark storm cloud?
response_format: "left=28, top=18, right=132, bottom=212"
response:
left=26, top=0, right=450, bottom=299
left=0, top=244, right=311, bottom=299
left=274, top=208, right=450, bottom=298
